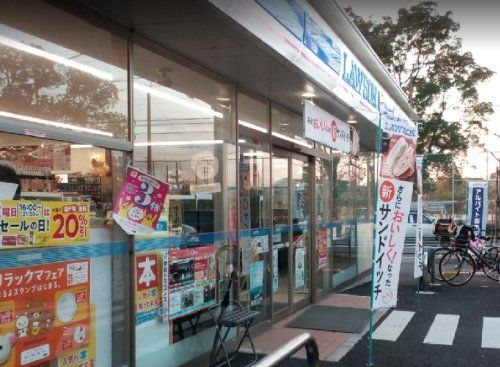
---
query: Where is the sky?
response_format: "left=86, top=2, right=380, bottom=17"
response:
left=337, top=0, right=500, bottom=179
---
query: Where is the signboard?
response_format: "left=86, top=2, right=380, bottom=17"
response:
left=304, top=100, right=351, bottom=152
left=249, top=261, right=264, bottom=307
left=414, top=155, right=424, bottom=279
left=0, top=260, right=90, bottom=367
left=373, top=114, right=417, bottom=309
left=317, top=228, right=327, bottom=269
left=0, top=201, right=90, bottom=249
left=135, top=252, right=161, bottom=324
left=167, top=246, right=217, bottom=319
left=113, top=166, right=169, bottom=235
left=467, top=181, right=488, bottom=234
left=295, top=247, right=306, bottom=289
left=209, top=0, right=380, bottom=123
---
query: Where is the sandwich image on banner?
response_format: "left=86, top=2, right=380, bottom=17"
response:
left=381, top=135, right=416, bottom=182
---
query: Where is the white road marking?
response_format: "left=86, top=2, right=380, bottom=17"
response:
left=373, top=310, right=415, bottom=341
left=423, top=314, right=459, bottom=345
left=482, top=317, right=500, bottom=349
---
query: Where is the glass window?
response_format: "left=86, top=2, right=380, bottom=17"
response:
left=271, top=104, right=312, bottom=147
left=0, top=132, right=129, bottom=367
left=0, top=2, right=128, bottom=140
left=331, top=153, right=357, bottom=287
left=133, top=43, right=236, bottom=367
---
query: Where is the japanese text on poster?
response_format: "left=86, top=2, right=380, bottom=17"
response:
left=467, top=181, right=488, bottom=234
left=0, top=201, right=90, bottom=250
left=113, top=166, right=169, bottom=235
left=414, top=155, right=424, bottom=279
left=0, top=260, right=90, bottom=367
left=317, top=228, right=327, bottom=269
left=167, top=246, right=217, bottom=319
left=373, top=110, right=417, bottom=309
left=135, top=252, right=161, bottom=324
left=249, top=261, right=264, bottom=307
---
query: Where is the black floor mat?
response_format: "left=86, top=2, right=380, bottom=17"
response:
left=286, top=305, right=370, bottom=333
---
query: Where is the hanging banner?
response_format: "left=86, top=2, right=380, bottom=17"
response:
left=167, top=245, right=217, bottom=319
left=0, top=259, right=91, bottom=367
left=135, top=252, right=162, bottom=324
left=467, top=181, right=488, bottom=234
left=113, top=166, right=170, bottom=235
left=414, top=155, right=424, bottom=278
left=303, top=100, right=351, bottom=152
left=373, top=113, right=417, bottom=308
left=0, top=201, right=90, bottom=249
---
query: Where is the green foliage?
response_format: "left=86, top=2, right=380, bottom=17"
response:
left=345, top=2, right=494, bottom=159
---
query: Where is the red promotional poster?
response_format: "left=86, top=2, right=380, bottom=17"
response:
left=135, top=253, right=161, bottom=325
left=167, top=246, right=217, bottom=319
left=0, top=260, right=90, bottom=367
left=318, top=228, right=327, bottom=270
left=113, top=166, right=169, bottom=235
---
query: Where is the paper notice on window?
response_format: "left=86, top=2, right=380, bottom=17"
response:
left=0, top=182, right=18, bottom=200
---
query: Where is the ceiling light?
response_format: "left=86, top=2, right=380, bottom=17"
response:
left=134, top=83, right=223, bottom=118
left=0, top=35, right=114, bottom=81
left=135, top=140, right=223, bottom=147
left=301, top=92, right=316, bottom=98
left=272, top=131, right=312, bottom=148
left=347, top=113, right=357, bottom=124
left=238, top=120, right=268, bottom=133
left=70, top=144, right=93, bottom=149
left=0, top=111, right=113, bottom=137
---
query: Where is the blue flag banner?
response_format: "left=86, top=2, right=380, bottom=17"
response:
left=467, top=181, right=488, bottom=234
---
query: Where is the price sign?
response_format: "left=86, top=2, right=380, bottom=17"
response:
left=0, top=201, right=90, bottom=249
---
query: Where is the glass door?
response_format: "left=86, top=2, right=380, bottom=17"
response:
left=291, top=155, right=311, bottom=306
left=271, top=150, right=290, bottom=316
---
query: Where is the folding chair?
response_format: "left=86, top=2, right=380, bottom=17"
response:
left=208, top=272, right=260, bottom=367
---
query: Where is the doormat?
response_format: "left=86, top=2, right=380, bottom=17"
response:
left=286, top=305, right=370, bottom=333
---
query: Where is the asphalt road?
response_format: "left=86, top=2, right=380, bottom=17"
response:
left=332, top=260, right=500, bottom=367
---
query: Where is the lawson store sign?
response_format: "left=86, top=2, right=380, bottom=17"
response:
left=303, top=100, right=350, bottom=153
left=209, top=0, right=382, bottom=123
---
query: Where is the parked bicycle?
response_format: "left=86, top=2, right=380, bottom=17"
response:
left=439, top=221, right=500, bottom=286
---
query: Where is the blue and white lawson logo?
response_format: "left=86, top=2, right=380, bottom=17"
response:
left=342, top=52, right=379, bottom=108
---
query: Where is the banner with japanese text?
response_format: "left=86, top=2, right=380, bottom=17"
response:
left=167, top=245, right=217, bottom=319
left=113, top=166, right=169, bottom=235
left=467, top=181, right=488, bottom=234
left=0, top=259, right=91, bottom=366
left=0, top=201, right=90, bottom=249
left=135, top=252, right=162, bottom=324
left=317, top=228, right=328, bottom=269
left=373, top=113, right=417, bottom=308
left=414, top=155, right=424, bottom=278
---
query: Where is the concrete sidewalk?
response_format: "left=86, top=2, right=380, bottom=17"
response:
left=240, top=292, right=387, bottom=362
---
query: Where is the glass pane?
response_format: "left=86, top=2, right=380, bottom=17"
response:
left=0, top=132, right=129, bottom=366
left=315, top=158, right=333, bottom=294
left=133, top=44, right=236, bottom=366
left=292, top=158, right=310, bottom=304
left=331, top=153, right=357, bottom=287
left=272, top=154, right=289, bottom=314
left=238, top=138, right=271, bottom=319
left=0, top=3, right=128, bottom=139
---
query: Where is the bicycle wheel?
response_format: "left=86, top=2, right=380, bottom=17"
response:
left=439, top=250, right=475, bottom=286
left=431, top=248, right=451, bottom=281
left=482, top=247, right=500, bottom=281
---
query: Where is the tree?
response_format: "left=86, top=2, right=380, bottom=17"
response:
left=345, top=2, right=494, bottom=157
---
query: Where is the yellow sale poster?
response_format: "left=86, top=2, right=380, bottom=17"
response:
left=0, top=201, right=90, bottom=249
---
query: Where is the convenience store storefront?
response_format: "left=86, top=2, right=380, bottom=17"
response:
left=0, top=1, right=417, bottom=366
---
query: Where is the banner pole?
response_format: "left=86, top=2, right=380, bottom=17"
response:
left=368, top=107, right=383, bottom=367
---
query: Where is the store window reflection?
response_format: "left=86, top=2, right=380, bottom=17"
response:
left=0, top=132, right=129, bottom=367
left=133, top=43, right=236, bottom=367
left=331, top=153, right=357, bottom=287
left=0, top=2, right=128, bottom=139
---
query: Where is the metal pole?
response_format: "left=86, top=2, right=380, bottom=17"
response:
left=452, top=164, right=455, bottom=218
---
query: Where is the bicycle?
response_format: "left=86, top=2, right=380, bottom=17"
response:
left=438, top=221, right=500, bottom=285
left=439, top=234, right=500, bottom=286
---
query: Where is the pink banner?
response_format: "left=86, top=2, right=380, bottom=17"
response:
left=113, top=167, right=169, bottom=235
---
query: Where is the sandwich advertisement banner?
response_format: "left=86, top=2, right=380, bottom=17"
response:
left=373, top=113, right=417, bottom=308
left=467, top=181, right=488, bottom=234
left=414, top=155, right=424, bottom=279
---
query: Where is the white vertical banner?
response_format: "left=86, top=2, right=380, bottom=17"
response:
left=414, top=155, right=424, bottom=278
left=373, top=114, right=418, bottom=308
left=467, top=181, right=488, bottom=234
